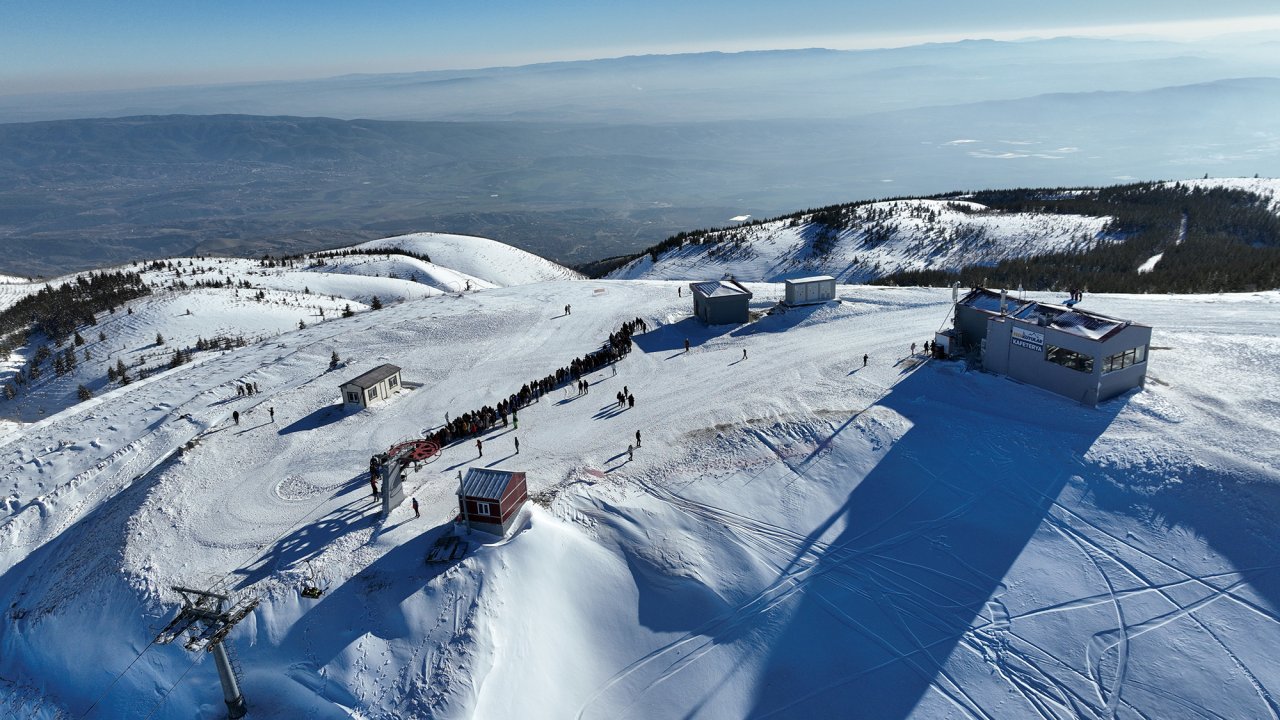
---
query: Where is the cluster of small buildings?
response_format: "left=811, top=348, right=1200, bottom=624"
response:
left=334, top=277, right=1149, bottom=556
left=688, top=275, right=836, bottom=324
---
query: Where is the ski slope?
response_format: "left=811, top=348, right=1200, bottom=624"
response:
left=4, top=253, right=1280, bottom=719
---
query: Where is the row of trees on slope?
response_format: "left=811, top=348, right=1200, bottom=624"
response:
left=874, top=183, right=1280, bottom=293
left=615, top=181, right=1280, bottom=292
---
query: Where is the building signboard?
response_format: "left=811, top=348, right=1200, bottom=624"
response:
left=1011, top=326, right=1044, bottom=353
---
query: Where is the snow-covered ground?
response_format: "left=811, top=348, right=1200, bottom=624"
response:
left=356, top=232, right=584, bottom=287
left=609, top=198, right=1114, bottom=283
left=1165, top=177, right=1280, bottom=212
left=4, top=243, right=1280, bottom=719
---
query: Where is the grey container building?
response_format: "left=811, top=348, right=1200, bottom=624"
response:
left=784, top=276, right=837, bottom=306
left=340, top=363, right=402, bottom=409
left=690, top=279, right=753, bottom=324
left=954, top=288, right=1151, bottom=406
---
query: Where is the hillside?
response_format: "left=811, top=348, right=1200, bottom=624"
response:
left=611, top=178, right=1280, bottom=293
left=609, top=197, right=1113, bottom=283
left=0, top=233, right=569, bottom=424
left=2, top=239, right=1280, bottom=718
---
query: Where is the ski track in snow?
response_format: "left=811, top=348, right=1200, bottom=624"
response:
left=3, top=226, right=1280, bottom=718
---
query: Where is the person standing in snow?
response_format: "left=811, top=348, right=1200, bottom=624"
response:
left=269, top=407, right=275, bottom=422
left=684, top=338, right=690, bottom=353
left=743, top=348, right=748, bottom=360
left=911, top=342, right=917, bottom=356
left=628, top=444, right=634, bottom=461
left=678, top=286, right=682, bottom=297
left=514, top=436, right=520, bottom=454
left=628, top=394, right=635, bottom=409
left=635, top=429, right=641, bottom=448
left=863, top=353, right=869, bottom=367
left=412, top=497, right=420, bottom=518
left=232, top=410, right=240, bottom=425
left=476, top=438, right=483, bottom=456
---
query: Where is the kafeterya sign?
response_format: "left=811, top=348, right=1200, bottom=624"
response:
left=1011, top=326, right=1044, bottom=352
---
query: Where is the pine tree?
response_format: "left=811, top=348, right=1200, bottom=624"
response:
left=298, top=319, right=306, bottom=330
left=77, top=384, right=92, bottom=401
left=4, top=383, right=16, bottom=400
left=370, top=296, right=383, bottom=310
left=108, top=364, right=117, bottom=382
left=342, top=304, right=353, bottom=318
left=74, top=331, right=85, bottom=346
left=330, top=350, right=340, bottom=370
left=156, top=332, right=164, bottom=345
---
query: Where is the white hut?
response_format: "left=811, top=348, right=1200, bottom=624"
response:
left=340, top=364, right=402, bottom=409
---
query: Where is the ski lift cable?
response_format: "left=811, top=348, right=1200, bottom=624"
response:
left=139, top=652, right=202, bottom=720
left=76, top=634, right=165, bottom=719
left=78, top=472, right=341, bottom=718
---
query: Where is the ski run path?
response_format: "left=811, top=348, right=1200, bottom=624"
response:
left=2, top=234, right=1280, bottom=718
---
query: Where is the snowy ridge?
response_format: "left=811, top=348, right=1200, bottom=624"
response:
left=2, top=254, right=1280, bottom=719
left=1164, top=177, right=1280, bottom=213
left=609, top=198, right=1113, bottom=283
left=357, top=232, right=584, bottom=287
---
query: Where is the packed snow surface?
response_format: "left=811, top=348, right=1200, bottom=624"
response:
left=3, top=253, right=1280, bottom=719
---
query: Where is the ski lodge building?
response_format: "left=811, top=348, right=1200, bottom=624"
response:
left=952, top=288, right=1151, bottom=405
left=690, top=278, right=753, bottom=324
left=458, top=468, right=529, bottom=536
left=340, top=364, right=403, bottom=410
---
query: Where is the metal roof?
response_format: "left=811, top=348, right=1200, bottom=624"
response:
left=786, top=275, right=835, bottom=285
left=342, top=364, right=401, bottom=390
left=459, top=468, right=524, bottom=500
left=690, top=280, right=752, bottom=299
left=959, top=288, right=1139, bottom=342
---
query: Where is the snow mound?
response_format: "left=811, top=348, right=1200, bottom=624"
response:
left=357, top=232, right=582, bottom=287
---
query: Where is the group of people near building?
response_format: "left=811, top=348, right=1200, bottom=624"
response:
left=420, top=319, right=645, bottom=451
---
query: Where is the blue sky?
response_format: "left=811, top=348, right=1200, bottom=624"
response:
left=3, top=0, right=1280, bottom=94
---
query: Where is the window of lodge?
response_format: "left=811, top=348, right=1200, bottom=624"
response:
left=1046, top=345, right=1094, bottom=373
left=1104, top=345, right=1147, bottom=373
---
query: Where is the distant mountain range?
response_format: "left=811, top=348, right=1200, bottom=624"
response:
left=1, top=39, right=1279, bottom=276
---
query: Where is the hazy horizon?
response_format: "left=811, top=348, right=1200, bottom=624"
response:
left=4, top=1, right=1280, bottom=96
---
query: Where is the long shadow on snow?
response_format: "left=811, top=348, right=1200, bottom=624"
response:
left=279, top=403, right=347, bottom=435
left=0, top=449, right=208, bottom=717
left=737, top=366, right=1126, bottom=718
left=234, top=495, right=377, bottom=589
left=274, top=521, right=460, bottom=678
left=631, top=317, right=735, bottom=354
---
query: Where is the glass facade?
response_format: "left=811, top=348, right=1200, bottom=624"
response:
left=1045, top=345, right=1094, bottom=373
left=1103, top=345, right=1147, bottom=373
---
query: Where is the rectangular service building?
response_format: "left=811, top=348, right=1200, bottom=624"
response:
left=954, top=288, right=1151, bottom=406
left=458, top=468, right=529, bottom=536
left=340, top=364, right=403, bottom=409
left=689, top=279, right=753, bottom=324
left=784, top=276, right=837, bottom=306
